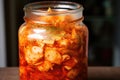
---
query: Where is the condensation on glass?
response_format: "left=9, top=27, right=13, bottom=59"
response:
left=18, top=1, right=88, bottom=80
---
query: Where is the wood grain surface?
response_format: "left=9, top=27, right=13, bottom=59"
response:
left=0, top=67, right=120, bottom=80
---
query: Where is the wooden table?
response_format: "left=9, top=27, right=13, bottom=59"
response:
left=0, top=67, right=120, bottom=80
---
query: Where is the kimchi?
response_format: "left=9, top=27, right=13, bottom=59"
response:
left=18, top=1, right=88, bottom=80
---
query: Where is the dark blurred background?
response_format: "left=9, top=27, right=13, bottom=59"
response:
left=0, top=0, right=120, bottom=67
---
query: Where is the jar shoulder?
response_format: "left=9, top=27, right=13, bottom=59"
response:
left=18, top=22, right=26, bottom=34
left=77, top=22, right=89, bottom=34
left=84, top=24, right=89, bottom=33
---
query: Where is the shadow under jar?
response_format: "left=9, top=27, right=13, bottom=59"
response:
left=18, top=1, right=88, bottom=80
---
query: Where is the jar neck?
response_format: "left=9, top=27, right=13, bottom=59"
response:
left=24, top=1, right=84, bottom=24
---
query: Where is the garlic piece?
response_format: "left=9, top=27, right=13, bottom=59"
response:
left=67, top=69, right=79, bottom=79
left=62, top=54, right=70, bottom=62
left=64, top=66, right=72, bottom=70
left=25, top=46, right=43, bottom=64
left=45, top=48, right=62, bottom=64
left=37, top=61, right=53, bottom=72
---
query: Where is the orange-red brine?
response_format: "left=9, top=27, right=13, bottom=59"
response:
left=19, top=3, right=88, bottom=80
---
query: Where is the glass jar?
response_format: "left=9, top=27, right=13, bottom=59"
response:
left=18, top=1, right=88, bottom=80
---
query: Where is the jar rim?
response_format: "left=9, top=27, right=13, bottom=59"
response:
left=24, top=1, right=83, bottom=16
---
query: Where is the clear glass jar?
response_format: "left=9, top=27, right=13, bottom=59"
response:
left=18, top=1, right=88, bottom=80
